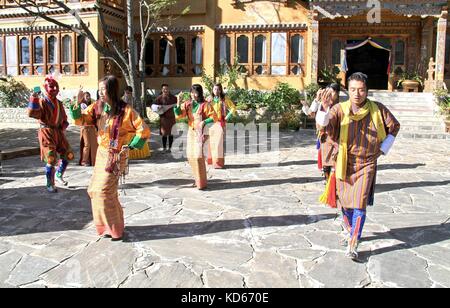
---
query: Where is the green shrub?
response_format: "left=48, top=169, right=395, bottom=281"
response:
left=279, top=110, right=301, bottom=131
left=434, top=88, right=450, bottom=115
left=227, top=88, right=268, bottom=110
left=265, top=82, right=301, bottom=114
left=0, top=76, right=31, bottom=108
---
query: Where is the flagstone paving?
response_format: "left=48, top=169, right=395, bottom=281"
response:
left=0, top=123, right=449, bottom=288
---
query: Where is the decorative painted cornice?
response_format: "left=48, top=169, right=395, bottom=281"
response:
left=216, top=23, right=308, bottom=31
left=0, top=3, right=125, bottom=20
left=0, top=24, right=86, bottom=35
left=149, top=25, right=205, bottom=34
left=231, top=0, right=289, bottom=8
left=320, top=21, right=422, bottom=28
left=310, top=0, right=447, bottom=18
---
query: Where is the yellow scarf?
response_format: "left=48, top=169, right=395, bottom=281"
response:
left=336, top=99, right=387, bottom=180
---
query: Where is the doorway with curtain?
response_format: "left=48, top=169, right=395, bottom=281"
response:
left=345, top=38, right=391, bottom=90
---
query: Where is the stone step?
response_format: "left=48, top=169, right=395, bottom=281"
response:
left=397, top=121, right=444, bottom=128
left=389, top=110, right=435, bottom=116
left=401, top=125, right=445, bottom=132
left=395, top=116, right=443, bottom=122
left=397, top=132, right=450, bottom=140
left=384, top=102, right=434, bottom=106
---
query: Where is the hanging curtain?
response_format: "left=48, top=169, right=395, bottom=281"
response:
left=192, top=37, right=203, bottom=75
left=298, top=36, right=304, bottom=63
left=162, top=40, right=170, bottom=76
left=220, top=35, right=227, bottom=64
left=261, top=37, right=267, bottom=64
left=6, top=37, right=18, bottom=76
left=271, top=33, right=287, bottom=75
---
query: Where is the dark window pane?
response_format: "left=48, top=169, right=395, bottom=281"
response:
left=175, top=37, right=186, bottom=64
left=48, top=36, right=57, bottom=64
left=395, top=40, right=405, bottom=65
left=20, top=37, right=30, bottom=64
left=332, top=40, right=341, bottom=65
left=291, top=35, right=304, bottom=63
left=0, top=37, right=3, bottom=65
left=34, top=37, right=43, bottom=64
left=237, top=35, right=249, bottom=63
left=145, top=39, right=154, bottom=65
left=77, top=35, right=86, bottom=62
left=62, top=35, right=72, bottom=63
left=254, top=35, right=266, bottom=63
left=219, top=35, right=231, bottom=64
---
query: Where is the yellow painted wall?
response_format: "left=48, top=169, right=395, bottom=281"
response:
left=0, top=14, right=101, bottom=95
left=148, top=0, right=311, bottom=91
left=217, top=0, right=309, bottom=24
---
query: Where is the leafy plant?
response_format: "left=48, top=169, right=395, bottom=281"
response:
left=227, top=88, right=268, bottom=110
left=265, top=82, right=302, bottom=114
left=201, top=68, right=215, bottom=95
left=303, top=83, right=321, bottom=106
left=433, top=88, right=450, bottom=115
left=397, top=70, right=424, bottom=88
left=319, top=64, right=342, bottom=85
left=279, top=111, right=301, bottom=131
left=0, top=76, right=30, bottom=108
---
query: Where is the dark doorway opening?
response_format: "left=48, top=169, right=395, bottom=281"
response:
left=346, top=42, right=390, bottom=90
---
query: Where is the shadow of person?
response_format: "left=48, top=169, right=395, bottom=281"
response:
left=358, top=223, right=450, bottom=262
left=114, top=176, right=324, bottom=191
left=123, top=213, right=337, bottom=242
left=0, top=186, right=92, bottom=237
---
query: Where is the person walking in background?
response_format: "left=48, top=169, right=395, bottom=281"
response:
left=153, top=84, right=177, bottom=153
left=78, top=90, right=98, bottom=166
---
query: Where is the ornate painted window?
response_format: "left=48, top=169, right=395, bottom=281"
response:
left=218, top=31, right=306, bottom=76
left=144, top=33, right=204, bottom=77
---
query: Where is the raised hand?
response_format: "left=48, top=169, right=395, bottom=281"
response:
left=320, top=88, right=334, bottom=110
left=315, top=89, right=324, bottom=102
left=77, top=86, right=84, bottom=105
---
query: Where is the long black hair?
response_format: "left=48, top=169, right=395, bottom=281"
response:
left=100, top=75, right=125, bottom=116
left=327, top=83, right=340, bottom=94
left=191, top=84, right=205, bottom=103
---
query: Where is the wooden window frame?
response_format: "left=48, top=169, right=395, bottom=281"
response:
left=145, top=32, right=204, bottom=78
left=218, top=30, right=306, bottom=77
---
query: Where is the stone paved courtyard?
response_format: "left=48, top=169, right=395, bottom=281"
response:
left=0, top=123, right=449, bottom=288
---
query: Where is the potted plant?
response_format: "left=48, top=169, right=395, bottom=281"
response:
left=396, top=70, right=424, bottom=92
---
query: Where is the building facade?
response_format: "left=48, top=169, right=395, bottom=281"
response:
left=0, top=0, right=449, bottom=94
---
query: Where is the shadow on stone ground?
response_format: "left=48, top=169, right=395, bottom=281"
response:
left=0, top=186, right=92, bottom=237
left=124, top=213, right=337, bottom=242
left=359, top=223, right=450, bottom=262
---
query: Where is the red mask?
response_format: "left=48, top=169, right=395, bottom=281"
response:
left=44, top=77, right=59, bottom=99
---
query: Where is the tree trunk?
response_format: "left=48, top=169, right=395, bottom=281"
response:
left=126, top=0, right=144, bottom=117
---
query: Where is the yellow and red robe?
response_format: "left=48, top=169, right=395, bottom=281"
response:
left=174, top=100, right=214, bottom=190
left=27, top=95, right=74, bottom=165
left=70, top=102, right=150, bottom=239
left=205, top=96, right=237, bottom=168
